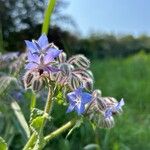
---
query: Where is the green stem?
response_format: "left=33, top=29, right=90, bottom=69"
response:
left=23, top=87, right=53, bottom=150
left=44, top=118, right=77, bottom=143
left=42, top=0, right=56, bottom=35
left=44, top=87, right=53, bottom=114
left=23, top=133, right=37, bottom=150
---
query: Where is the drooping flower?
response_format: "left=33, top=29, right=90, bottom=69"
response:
left=67, top=87, right=92, bottom=115
left=104, top=98, right=125, bottom=118
left=25, top=34, right=62, bottom=73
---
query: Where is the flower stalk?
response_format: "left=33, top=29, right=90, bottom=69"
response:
left=44, top=118, right=77, bottom=142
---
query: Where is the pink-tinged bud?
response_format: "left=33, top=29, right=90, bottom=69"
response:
left=69, top=75, right=81, bottom=90
left=58, top=52, right=67, bottom=63
left=59, top=63, right=73, bottom=76
left=68, top=55, right=90, bottom=69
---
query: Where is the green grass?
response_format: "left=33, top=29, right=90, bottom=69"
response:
left=90, top=52, right=150, bottom=150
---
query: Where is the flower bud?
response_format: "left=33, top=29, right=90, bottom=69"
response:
left=79, top=70, right=94, bottom=81
left=69, top=75, right=81, bottom=90
left=68, top=55, right=90, bottom=69
left=23, top=71, right=34, bottom=88
left=103, top=97, right=117, bottom=107
left=31, top=78, right=43, bottom=92
left=83, top=79, right=93, bottom=91
left=99, top=116, right=115, bottom=128
left=58, top=52, right=67, bottom=63
left=59, top=63, right=73, bottom=76
left=92, top=89, right=102, bottom=98
left=96, top=97, right=107, bottom=111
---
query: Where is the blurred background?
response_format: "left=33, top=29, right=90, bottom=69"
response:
left=0, top=0, right=150, bottom=150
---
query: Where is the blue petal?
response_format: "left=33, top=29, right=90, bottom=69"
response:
left=25, top=63, right=38, bottom=70
left=75, top=87, right=83, bottom=96
left=25, top=40, right=37, bottom=53
left=67, top=92, right=77, bottom=103
left=38, top=34, right=48, bottom=48
left=104, top=108, right=113, bottom=118
left=81, top=92, right=92, bottom=104
left=27, top=51, right=40, bottom=63
left=66, top=103, right=75, bottom=113
left=115, top=98, right=125, bottom=111
left=75, top=103, right=85, bottom=115
left=44, top=48, right=62, bottom=63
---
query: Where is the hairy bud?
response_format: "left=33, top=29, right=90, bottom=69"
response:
left=99, top=116, right=115, bottom=128
left=69, top=75, right=81, bottom=90
left=96, top=97, right=107, bottom=111
left=23, top=71, right=34, bottom=88
left=31, top=78, right=43, bottom=92
left=58, top=52, right=67, bottom=63
left=68, top=55, right=90, bottom=69
left=92, top=89, right=102, bottom=98
left=59, top=63, right=73, bottom=76
left=83, top=79, right=93, bottom=91
left=102, top=97, right=118, bottom=107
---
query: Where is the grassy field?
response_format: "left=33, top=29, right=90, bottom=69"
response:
left=90, top=52, right=150, bottom=150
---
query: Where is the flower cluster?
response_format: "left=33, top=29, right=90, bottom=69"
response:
left=86, top=90, right=125, bottom=128
left=23, top=34, right=125, bottom=128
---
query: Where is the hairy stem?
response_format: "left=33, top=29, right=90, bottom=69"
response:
left=44, top=118, right=77, bottom=143
left=23, top=87, right=53, bottom=150
left=23, top=133, right=36, bottom=150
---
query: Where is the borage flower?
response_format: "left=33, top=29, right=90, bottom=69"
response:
left=67, top=87, right=92, bottom=115
left=104, top=98, right=125, bottom=118
left=25, top=34, right=62, bottom=74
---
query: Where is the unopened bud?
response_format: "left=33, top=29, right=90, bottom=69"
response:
left=23, top=71, right=34, bottom=88
left=83, top=79, right=93, bottom=91
left=79, top=70, right=94, bottom=81
left=92, top=89, right=102, bottom=98
left=69, top=75, right=81, bottom=90
left=99, top=116, right=115, bottom=128
left=103, top=97, right=117, bottom=107
left=68, top=55, right=90, bottom=69
left=96, top=97, right=107, bottom=111
left=32, top=78, right=43, bottom=92
left=60, top=63, right=73, bottom=76
left=58, top=52, right=67, bottom=63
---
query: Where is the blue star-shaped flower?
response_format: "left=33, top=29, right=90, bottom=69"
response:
left=25, top=34, right=62, bottom=72
left=104, top=98, right=125, bottom=118
left=67, top=88, right=92, bottom=115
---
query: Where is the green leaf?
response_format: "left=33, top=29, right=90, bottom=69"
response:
left=66, top=118, right=83, bottom=139
left=0, top=137, right=8, bottom=150
left=11, top=100, right=30, bottom=139
left=30, top=116, right=45, bottom=133
left=42, top=0, right=56, bottom=34
left=30, top=108, right=44, bottom=123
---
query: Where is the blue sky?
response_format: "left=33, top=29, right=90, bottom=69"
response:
left=63, top=0, right=150, bottom=36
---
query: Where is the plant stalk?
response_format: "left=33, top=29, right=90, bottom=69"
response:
left=44, top=118, right=77, bottom=142
left=42, top=0, right=56, bottom=35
